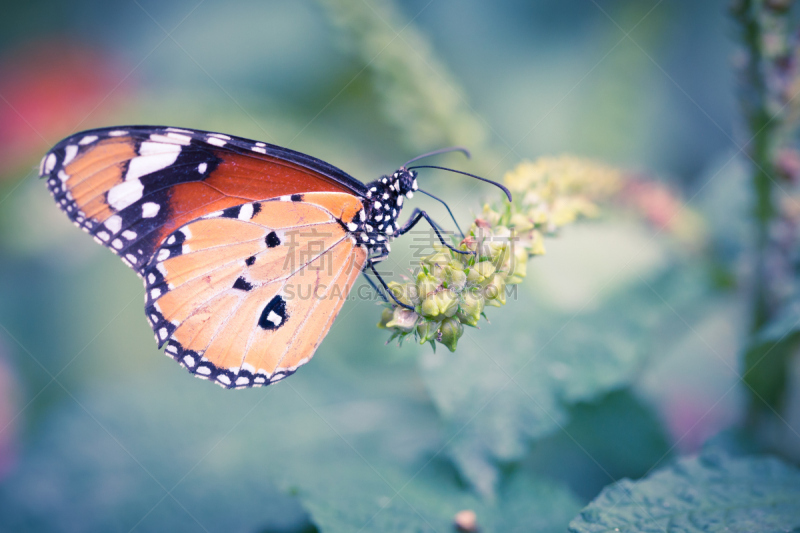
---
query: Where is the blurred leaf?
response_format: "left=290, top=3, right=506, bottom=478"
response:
left=568, top=450, right=800, bottom=533
left=316, top=0, right=498, bottom=167
left=526, top=390, right=672, bottom=500
left=420, top=261, right=710, bottom=497
left=745, top=296, right=800, bottom=409
left=302, top=460, right=580, bottom=533
left=0, top=321, right=580, bottom=533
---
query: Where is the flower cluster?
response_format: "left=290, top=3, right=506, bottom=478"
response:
left=378, top=156, right=623, bottom=351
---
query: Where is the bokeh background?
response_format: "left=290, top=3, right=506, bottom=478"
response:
left=1, top=0, right=798, bottom=531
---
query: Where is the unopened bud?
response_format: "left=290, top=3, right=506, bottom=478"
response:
left=438, top=317, right=464, bottom=352
left=416, top=320, right=437, bottom=344
left=416, top=272, right=439, bottom=299
left=457, top=288, right=484, bottom=326
left=434, top=289, right=459, bottom=317
left=385, top=308, right=419, bottom=332
left=467, top=261, right=496, bottom=284
left=377, top=307, right=394, bottom=329
left=483, top=274, right=507, bottom=306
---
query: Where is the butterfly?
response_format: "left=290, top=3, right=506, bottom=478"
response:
left=39, top=126, right=490, bottom=389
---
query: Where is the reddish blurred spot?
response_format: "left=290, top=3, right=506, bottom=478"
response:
left=776, top=147, right=800, bottom=183
left=0, top=39, right=133, bottom=177
left=0, top=342, right=19, bottom=480
left=620, top=177, right=682, bottom=230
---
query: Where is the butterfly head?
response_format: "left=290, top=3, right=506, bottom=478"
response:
left=394, top=168, right=418, bottom=198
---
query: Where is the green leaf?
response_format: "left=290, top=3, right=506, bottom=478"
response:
left=745, top=297, right=800, bottom=409
left=301, top=459, right=581, bottom=533
left=526, top=391, right=672, bottom=500
left=420, top=263, right=708, bottom=497
left=568, top=451, right=800, bottom=533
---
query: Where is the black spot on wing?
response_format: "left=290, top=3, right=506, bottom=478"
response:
left=245, top=256, right=256, bottom=266
left=258, top=295, right=288, bottom=330
left=252, top=202, right=262, bottom=217
left=290, top=194, right=303, bottom=202
left=221, top=205, right=242, bottom=218
left=232, top=277, right=254, bottom=291
left=265, top=231, right=281, bottom=248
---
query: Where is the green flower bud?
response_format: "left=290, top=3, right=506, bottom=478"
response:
left=457, top=287, right=485, bottom=326
left=387, top=281, right=415, bottom=307
left=385, top=308, right=419, bottom=332
left=467, top=261, right=495, bottom=284
left=446, top=267, right=468, bottom=292
left=483, top=274, right=507, bottom=307
left=377, top=307, right=394, bottom=329
left=437, top=317, right=464, bottom=352
left=509, top=212, right=535, bottom=232
left=416, top=272, right=439, bottom=299
left=416, top=320, right=437, bottom=344
left=423, top=249, right=452, bottom=267
left=420, top=297, right=440, bottom=318
left=434, top=289, right=459, bottom=317
left=504, top=246, right=529, bottom=285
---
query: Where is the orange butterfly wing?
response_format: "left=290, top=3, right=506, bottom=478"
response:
left=141, top=192, right=367, bottom=388
left=40, top=126, right=364, bottom=273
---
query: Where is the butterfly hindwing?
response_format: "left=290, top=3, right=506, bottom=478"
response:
left=142, top=193, right=368, bottom=388
left=40, top=126, right=365, bottom=274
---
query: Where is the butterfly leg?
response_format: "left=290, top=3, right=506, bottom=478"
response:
left=368, top=260, right=414, bottom=310
left=361, top=269, right=390, bottom=304
left=395, top=209, right=472, bottom=255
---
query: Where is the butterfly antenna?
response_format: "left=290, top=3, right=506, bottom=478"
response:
left=402, top=147, right=470, bottom=169
left=408, top=165, right=512, bottom=201
left=418, top=189, right=464, bottom=238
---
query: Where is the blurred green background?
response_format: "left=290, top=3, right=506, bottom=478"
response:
left=1, top=0, right=797, bottom=532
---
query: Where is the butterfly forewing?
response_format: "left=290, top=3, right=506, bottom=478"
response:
left=142, top=193, right=367, bottom=388
left=40, top=126, right=364, bottom=274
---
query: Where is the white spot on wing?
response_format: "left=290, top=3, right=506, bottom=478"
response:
left=126, top=141, right=182, bottom=182
left=58, top=170, right=69, bottom=182
left=151, top=288, right=162, bottom=299
left=122, top=230, right=137, bottom=240
left=142, top=202, right=160, bottom=218
left=238, top=203, right=254, bottom=220
left=252, top=147, right=266, bottom=154
left=63, top=145, right=79, bottom=165
left=44, top=153, right=57, bottom=174
left=180, top=227, right=192, bottom=239
left=267, top=311, right=282, bottom=326
left=105, top=215, right=122, bottom=234
left=108, top=130, right=128, bottom=136
left=206, top=137, right=226, bottom=147
left=96, top=231, right=110, bottom=241
left=112, top=239, right=124, bottom=249
left=78, top=135, right=98, bottom=145
left=197, top=162, right=207, bottom=173
left=108, top=180, right=144, bottom=211
left=157, top=249, right=170, bottom=261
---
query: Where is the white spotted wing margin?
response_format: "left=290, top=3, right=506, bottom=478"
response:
left=140, top=196, right=368, bottom=390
